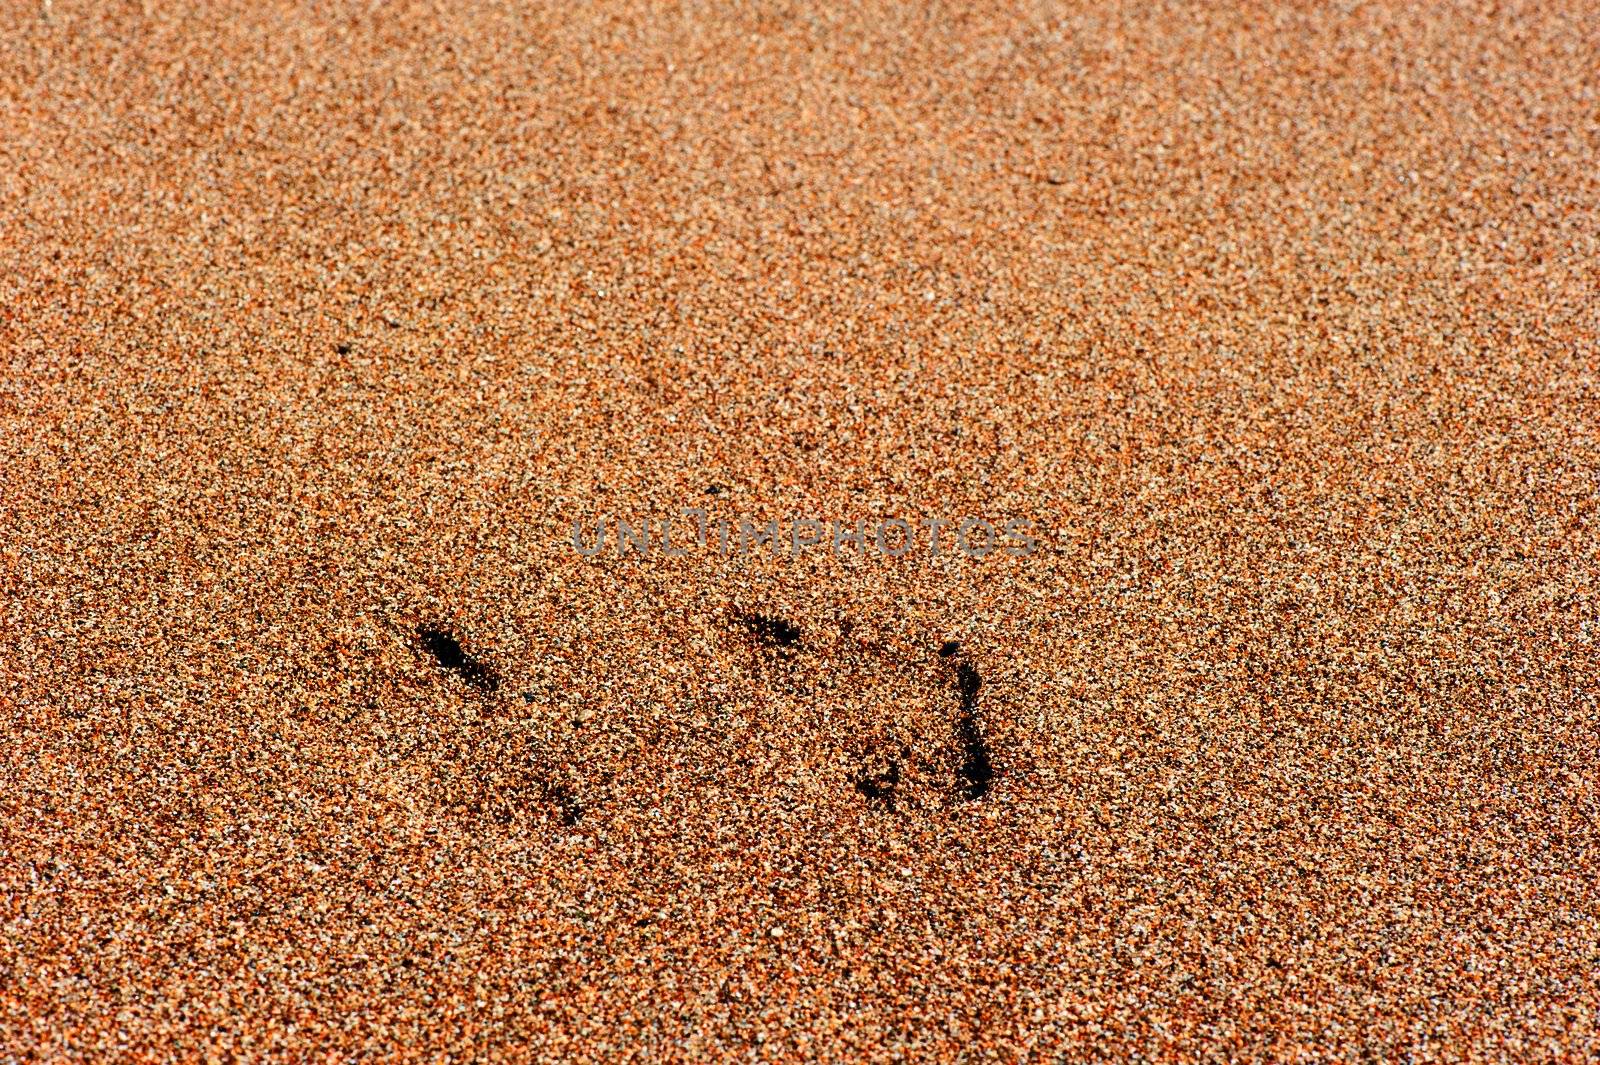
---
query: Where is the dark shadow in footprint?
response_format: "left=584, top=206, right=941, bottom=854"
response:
left=546, top=782, right=584, bottom=826
left=417, top=626, right=500, bottom=693
left=953, top=662, right=993, bottom=800
left=739, top=612, right=801, bottom=650
left=854, top=758, right=901, bottom=810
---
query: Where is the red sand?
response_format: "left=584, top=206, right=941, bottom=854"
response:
left=3, top=0, right=1597, bottom=1059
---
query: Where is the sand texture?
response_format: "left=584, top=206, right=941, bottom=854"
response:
left=3, top=0, right=1598, bottom=1060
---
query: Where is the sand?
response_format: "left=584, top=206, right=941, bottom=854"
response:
left=3, top=0, right=1597, bottom=1059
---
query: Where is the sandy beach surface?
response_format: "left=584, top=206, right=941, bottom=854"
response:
left=3, top=0, right=1597, bottom=1059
